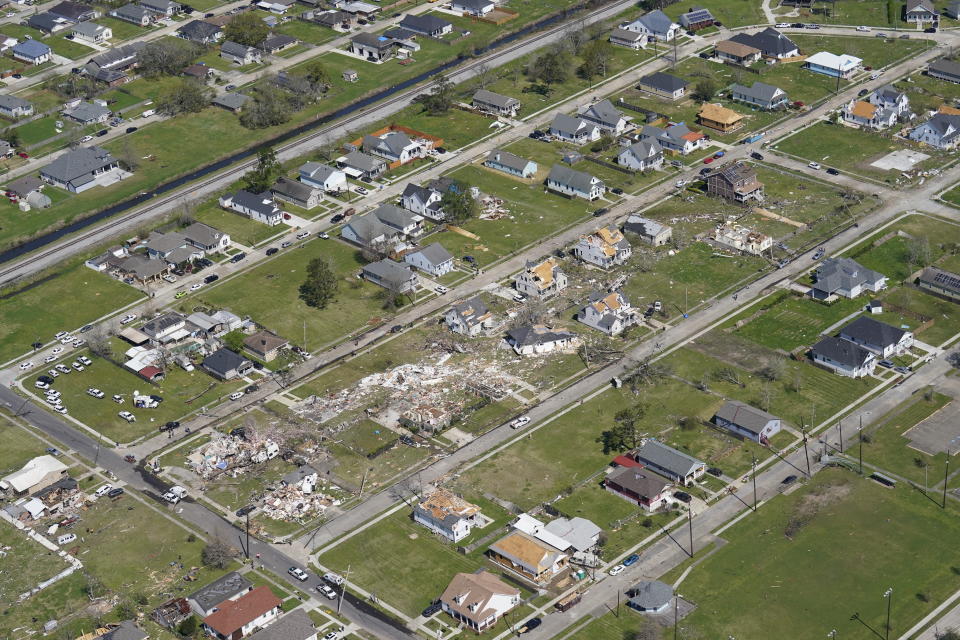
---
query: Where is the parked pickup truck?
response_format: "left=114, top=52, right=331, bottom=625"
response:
left=163, top=486, right=187, bottom=504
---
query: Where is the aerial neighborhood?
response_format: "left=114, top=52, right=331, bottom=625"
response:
left=3, top=1, right=960, bottom=639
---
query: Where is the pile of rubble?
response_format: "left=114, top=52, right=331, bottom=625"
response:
left=259, top=466, right=343, bottom=522
left=479, top=194, right=510, bottom=220
left=186, top=432, right=281, bottom=480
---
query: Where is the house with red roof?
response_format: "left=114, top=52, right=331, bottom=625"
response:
left=202, top=585, right=281, bottom=639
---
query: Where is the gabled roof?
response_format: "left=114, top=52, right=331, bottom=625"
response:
left=259, top=34, right=297, bottom=50
left=578, top=98, right=628, bottom=127
left=221, top=40, right=257, bottom=57
left=0, top=94, right=32, bottom=111
left=550, top=112, right=594, bottom=136
left=362, top=258, right=415, bottom=286
left=141, top=0, right=180, bottom=11
left=805, top=51, right=862, bottom=71
left=364, top=130, right=414, bottom=157
left=342, top=149, right=386, bottom=172
left=919, top=265, right=960, bottom=294
left=548, top=164, right=601, bottom=193
left=839, top=315, right=908, bottom=348
left=65, top=101, right=111, bottom=122
left=409, top=241, right=453, bottom=266
left=28, top=13, right=66, bottom=32
left=271, top=175, right=315, bottom=200
left=633, top=9, right=675, bottom=33
left=49, top=1, right=94, bottom=20
left=472, top=88, right=519, bottom=109
left=202, top=348, right=250, bottom=375
left=632, top=439, right=705, bottom=479
left=639, top=71, right=688, bottom=92
left=245, top=609, right=315, bottom=640
left=72, top=21, right=108, bottom=37
left=398, top=13, right=451, bottom=33
left=716, top=39, right=761, bottom=58
left=907, top=0, right=936, bottom=12
left=1, top=455, right=67, bottom=493
left=919, top=112, right=960, bottom=136
left=178, top=19, right=222, bottom=40
left=730, top=27, right=797, bottom=57
left=624, top=214, right=669, bottom=238
left=88, top=41, right=145, bottom=70
left=873, top=84, right=905, bottom=103
left=41, top=146, right=116, bottom=184
left=814, top=257, right=884, bottom=294
left=229, top=190, right=279, bottom=217
left=609, top=27, right=645, bottom=42
left=811, top=335, right=874, bottom=368
left=453, top=0, right=494, bottom=9
left=112, top=3, right=153, bottom=21
left=714, top=400, right=779, bottom=434
left=489, top=530, right=565, bottom=571
left=447, top=297, right=490, bottom=327
left=732, top=81, right=784, bottom=102
left=371, top=202, right=418, bottom=229
left=440, top=571, right=518, bottom=625
left=679, top=6, right=713, bottom=25
left=343, top=212, right=396, bottom=244
left=13, top=38, right=51, bottom=58
left=506, top=324, right=576, bottom=348
left=485, top=148, right=533, bottom=173
left=203, top=586, right=280, bottom=637
left=300, top=161, right=342, bottom=181
left=929, top=58, right=960, bottom=78
left=183, top=222, right=225, bottom=247
left=606, top=465, right=669, bottom=497
left=699, top=102, right=742, bottom=125
left=213, top=92, right=250, bottom=110
left=352, top=31, right=393, bottom=49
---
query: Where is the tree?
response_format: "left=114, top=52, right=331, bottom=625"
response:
left=417, top=74, right=454, bottom=115
left=178, top=616, right=199, bottom=636
left=298, top=257, right=338, bottom=309
left=759, top=356, right=786, bottom=381
left=529, top=47, right=571, bottom=86
left=4, top=127, right=21, bottom=149
left=119, top=137, right=140, bottom=172
left=222, top=330, right=246, bottom=353
left=714, top=367, right=744, bottom=387
left=87, top=326, right=113, bottom=359
left=239, top=86, right=293, bottom=129
left=157, top=78, right=212, bottom=116
left=243, top=146, right=281, bottom=193
left=440, top=183, right=479, bottom=225
left=139, top=39, right=204, bottom=77
left=578, top=38, right=614, bottom=79
left=908, top=235, right=932, bottom=268
left=596, top=403, right=648, bottom=454
left=759, top=382, right=775, bottom=412
left=300, top=60, right=331, bottom=88
left=49, top=74, right=97, bottom=100
left=692, top=78, right=717, bottom=103
left=224, top=11, right=270, bottom=47
left=201, top=538, right=237, bottom=569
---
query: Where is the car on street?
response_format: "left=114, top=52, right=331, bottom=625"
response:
left=190, top=283, right=203, bottom=291
left=120, top=314, right=137, bottom=325
left=875, top=32, right=888, bottom=38
left=44, top=355, right=56, bottom=363
left=775, top=22, right=790, bottom=27
left=750, top=152, right=764, bottom=161
left=280, top=241, right=293, bottom=248
left=175, top=291, right=186, bottom=299
left=519, top=618, right=542, bottom=634
left=323, top=633, right=338, bottom=640
left=288, top=567, right=309, bottom=581
left=703, top=156, right=714, bottom=164
left=123, top=454, right=136, bottom=463
left=593, top=207, right=609, bottom=217
left=318, top=584, right=338, bottom=600
left=826, top=167, right=839, bottom=175
left=435, top=285, right=448, bottom=294
left=19, top=361, right=34, bottom=370
left=79, top=324, right=93, bottom=333
left=623, top=553, right=641, bottom=566
left=782, top=475, right=798, bottom=485
left=72, top=339, right=85, bottom=348
left=808, top=162, right=821, bottom=170
left=894, top=366, right=911, bottom=374
left=80, top=135, right=93, bottom=142
left=354, top=186, right=368, bottom=195
left=925, top=26, right=937, bottom=32
left=59, top=335, right=74, bottom=344
left=126, top=126, right=138, bottom=134
left=609, top=564, right=625, bottom=576
left=296, top=231, right=310, bottom=239
left=857, top=25, right=870, bottom=31
left=266, top=247, right=279, bottom=256
left=54, top=331, right=69, bottom=340
left=390, top=325, right=403, bottom=333
left=510, top=416, right=531, bottom=429
left=319, top=232, right=330, bottom=239
left=813, top=247, right=825, bottom=260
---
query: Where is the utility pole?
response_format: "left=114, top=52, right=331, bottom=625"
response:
left=616, top=589, right=620, bottom=618
left=884, top=587, right=893, bottom=640
left=303, top=319, right=307, bottom=353
left=859, top=415, right=864, bottom=474
left=245, top=512, right=250, bottom=560
left=752, top=456, right=757, bottom=511
left=838, top=419, right=843, bottom=454
left=802, top=427, right=811, bottom=477
left=337, top=564, right=352, bottom=615
left=674, top=594, right=679, bottom=640
left=943, top=451, right=950, bottom=509
left=359, top=468, right=370, bottom=497
left=94, top=431, right=103, bottom=468
left=687, top=507, right=694, bottom=557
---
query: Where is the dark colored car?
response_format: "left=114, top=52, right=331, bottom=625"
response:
left=707, top=467, right=723, bottom=477
left=519, top=618, right=542, bottom=634
left=79, top=324, right=93, bottom=333
left=266, top=247, right=279, bottom=256
left=32, top=341, right=43, bottom=350
left=422, top=602, right=442, bottom=617
left=45, top=447, right=61, bottom=456
left=390, top=325, right=403, bottom=333
left=199, top=258, right=214, bottom=267
left=245, top=385, right=259, bottom=394
left=751, top=152, right=764, bottom=161
left=674, top=491, right=692, bottom=503
left=126, top=127, right=138, bottom=134
left=463, top=255, right=476, bottom=264
left=205, top=11, right=214, bottom=16
left=623, top=553, right=640, bottom=566
left=230, top=252, right=246, bottom=263
left=435, top=147, right=446, bottom=154
left=925, top=26, right=937, bottom=32
left=826, top=167, right=840, bottom=175
left=593, top=207, right=609, bottom=217
left=107, top=488, right=124, bottom=498
left=331, top=213, right=344, bottom=223
left=858, top=88, right=870, bottom=97
left=611, top=187, right=624, bottom=195
left=699, top=51, right=711, bottom=59
left=204, top=274, right=219, bottom=284
left=699, top=167, right=712, bottom=176
left=236, top=505, right=256, bottom=517
left=124, top=454, right=136, bottom=463
left=161, top=421, right=180, bottom=431
left=38, top=376, right=55, bottom=385
left=782, top=475, right=798, bottom=485
left=791, top=22, right=804, bottom=27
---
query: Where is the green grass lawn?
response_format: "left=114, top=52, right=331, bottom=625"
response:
left=732, top=293, right=866, bottom=351
left=205, top=456, right=298, bottom=511
left=675, top=468, right=960, bottom=640
left=897, top=69, right=960, bottom=115
left=0, top=415, right=50, bottom=476
left=99, top=16, right=154, bottom=41
left=789, top=34, right=932, bottom=69
left=0, top=265, right=144, bottom=365
left=26, top=349, right=245, bottom=443
left=15, top=114, right=62, bottom=147
left=47, top=35, right=97, bottom=60
left=878, top=286, right=960, bottom=346
left=774, top=122, right=951, bottom=183
left=393, top=107, right=497, bottom=151
left=0, top=518, right=72, bottom=609
left=273, top=20, right=338, bottom=46
left=198, top=238, right=390, bottom=351
left=193, top=202, right=289, bottom=247
left=662, top=0, right=765, bottom=27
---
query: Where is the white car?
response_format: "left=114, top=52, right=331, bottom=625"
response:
left=190, top=283, right=202, bottom=291
left=808, top=162, right=821, bottom=170
left=118, top=411, right=136, bottom=422
left=163, top=274, right=177, bottom=283
left=51, top=346, right=64, bottom=355
left=35, top=380, right=50, bottom=390
left=775, top=22, right=790, bottom=27
left=296, top=231, right=310, bottom=240
left=675, top=179, right=688, bottom=188
left=19, top=361, right=34, bottom=370
left=80, top=135, right=93, bottom=143
left=288, top=567, right=309, bottom=581
left=229, top=391, right=244, bottom=401
left=94, top=484, right=113, bottom=498
left=120, top=314, right=137, bottom=325
left=78, top=356, right=92, bottom=366
left=609, top=564, right=626, bottom=576
left=72, top=339, right=86, bottom=348
left=54, top=406, right=68, bottom=414
left=44, top=355, right=56, bottom=363
left=856, top=25, right=870, bottom=31
left=354, top=186, right=368, bottom=195
left=59, top=335, right=74, bottom=344
left=45, top=390, right=61, bottom=400
left=319, top=232, right=330, bottom=239
left=113, top=395, right=124, bottom=404
left=55, top=364, right=71, bottom=374
left=72, top=362, right=85, bottom=372
left=435, top=285, right=449, bottom=295
left=318, top=584, right=337, bottom=600
left=87, top=388, right=105, bottom=399
left=510, top=416, right=531, bottom=429
left=45, top=395, right=61, bottom=405
left=48, top=369, right=59, bottom=378
left=54, top=331, right=69, bottom=340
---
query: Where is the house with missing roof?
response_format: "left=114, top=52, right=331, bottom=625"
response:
left=202, top=585, right=281, bottom=640
left=472, top=88, right=521, bottom=117
left=624, top=215, right=672, bottom=246
left=577, top=98, right=631, bottom=134
left=188, top=571, right=254, bottom=617
left=361, top=258, right=418, bottom=293
left=697, top=103, right=743, bottom=133
left=621, top=9, right=680, bottom=41
left=506, top=325, right=577, bottom=356
left=710, top=223, right=771, bottom=255
left=638, top=71, right=688, bottom=100
left=245, top=609, right=316, bottom=640
left=811, top=257, right=887, bottom=299
left=617, top=439, right=706, bottom=486
left=810, top=335, right=877, bottom=377
left=512, top=513, right=602, bottom=557
left=546, top=164, right=605, bottom=200
left=918, top=266, right=960, bottom=302
left=488, top=531, right=569, bottom=583
left=549, top=113, right=600, bottom=143
left=413, top=488, right=484, bottom=542
left=838, top=316, right=913, bottom=358
left=577, top=290, right=637, bottom=336
left=219, top=190, right=283, bottom=225
left=484, top=148, right=537, bottom=178
left=40, top=146, right=123, bottom=193
left=707, top=162, right=764, bottom=203
left=404, top=242, right=454, bottom=277
left=617, top=140, right=663, bottom=172
left=909, top=112, right=960, bottom=149
left=604, top=466, right=671, bottom=512
left=0, top=455, right=68, bottom=496
left=439, top=571, right=520, bottom=632
left=445, top=297, right=496, bottom=336
left=514, top=258, right=567, bottom=299
left=713, top=400, right=782, bottom=443
left=574, top=226, right=632, bottom=268
left=731, top=81, right=789, bottom=110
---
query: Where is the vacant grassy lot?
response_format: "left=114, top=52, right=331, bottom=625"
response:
left=676, top=469, right=960, bottom=639
left=662, top=0, right=764, bottom=27
left=732, top=293, right=865, bottom=351
left=774, top=122, right=950, bottom=183
left=27, top=350, right=244, bottom=443
left=0, top=417, right=50, bottom=476
left=205, top=456, right=298, bottom=511
left=790, top=34, right=932, bottom=69
left=0, top=519, right=72, bottom=609
left=193, top=202, right=289, bottom=248
left=0, top=265, right=143, bottom=365
left=199, top=238, right=390, bottom=349
left=878, top=286, right=960, bottom=346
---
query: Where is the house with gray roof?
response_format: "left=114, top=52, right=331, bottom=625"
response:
left=626, top=581, right=673, bottom=613
left=363, top=130, right=425, bottom=164
left=245, top=608, right=316, bottom=640
left=40, top=146, right=121, bottom=193
left=812, top=257, right=887, bottom=299
left=838, top=315, right=913, bottom=358
left=12, top=38, right=51, bottom=65
left=404, top=242, right=453, bottom=276
left=188, top=571, right=254, bottom=617
left=546, top=164, right=605, bottom=200
left=928, top=58, right=960, bottom=83
left=49, top=1, right=98, bottom=22
left=259, top=34, right=298, bottom=54
left=7, top=175, right=44, bottom=199
left=110, top=4, right=154, bottom=26
left=399, top=13, right=452, bottom=36
left=182, top=222, right=230, bottom=252
left=577, top=98, right=631, bottom=134
left=445, top=297, right=494, bottom=336
left=28, top=12, right=70, bottom=34
left=346, top=203, right=424, bottom=245
left=731, top=81, right=789, bottom=110
left=918, top=265, right=960, bottom=302
left=640, top=123, right=705, bottom=155
left=85, top=41, right=145, bottom=74
left=638, top=71, right=688, bottom=100
left=202, top=348, right=253, bottom=381
left=218, top=190, right=283, bottom=225
left=625, top=439, right=705, bottom=486
left=622, top=9, right=680, bottom=41
left=362, top=258, right=418, bottom=293
left=506, top=325, right=577, bottom=356
left=472, top=89, right=521, bottom=117
left=271, top=176, right=322, bottom=209
left=617, top=140, right=663, bottom=172
left=451, top=0, right=494, bottom=16
left=810, top=335, right=877, bottom=378
left=484, top=149, right=537, bottom=178
left=99, top=621, right=148, bottom=640
left=609, top=26, right=646, bottom=49
left=212, top=92, right=250, bottom=112
left=910, top=112, right=960, bottom=149
left=678, top=6, right=714, bottom=30
left=946, top=0, right=960, bottom=18
left=401, top=183, right=443, bottom=219
left=549, top=113, right=600, bottom=143
left=906, top=0, right=938, bottom=23
left=71, top=21, right=111, bottom=43
left=729, top=27, right=798, bottom=59
left=176, top=19, right=223, bottom=44
left=604, top=466, right=671, bottom=511
left=221, top=40, right=262, bottom=65
left=337, top=149, right=386, bottom=180
left=713, top=400, right=781, bottom=443
left=141, top=0, right=182, bottom=16
left=299, top=162, right=347, bottom=192
left=0, top=94, right=34, bottom=118
left=623, top=215, right=672, bottom=246
left=349, top=31, right=398, bottom=61
left=63, top=101, right=111, bottom=125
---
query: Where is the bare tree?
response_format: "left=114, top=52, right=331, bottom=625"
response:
left=87, top=325, right=114, bottom=359
left=714, top=367, right=744, bottom=387
left=759, top=355, right=786, bottom=381
left=201, top=537, right=238, bottom=569
left=508, top=298, right=551, bottom=329
left=759, top=382, right=775, bottom=412
left=472, top=61, right=496, bottom=90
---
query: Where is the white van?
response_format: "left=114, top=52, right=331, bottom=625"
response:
left=142, top=109, right=156, bottom=118
left=57, top=533, right=77, bottom=546
left=323, top=572, right=345, bottom=586
left=229, top=391, right=244, bottom=401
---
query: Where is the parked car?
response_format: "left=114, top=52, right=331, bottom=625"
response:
left=519, top=619, right=542, bottom=634
left=808, top=162, right=821, bottom=170
left=318, top=584, right=338, bottom=600
left=107, top=488, right=124, bottom=498
left=593, top=207, right=609, bottom=217
left=750, top=152, right=764, bottom=161
left=390, top=325, right=403, bottom=333
left=611, top=187, right=624, bottom=195
left=35, top=380, right=50, bottom=389
left=86, top=388, right=105, bottom=399
left=71, top=362, right=84, bottom=371
left=856, top=25, right=870, bottom=31
left=126, top=126, right=138, bottom=134
left=925, top=26, right=937, bottom=32
left=608, top=564, right=625, bottom=576
left=203, top=274, right=219, bottom=284
left=703, top=156, right=714, bottom=164
left=236, top=504, right=256, bottom=517
left=878, top=359, right=894, bottom=368
left=95, top=484, right=113, bottom=497
left=120, top=314, right=137, bottom=325
left=894, top=366, right=911, bottom=374
left=230, top=252, right=246, bottom=263
left=229, top=391, right=244, bottom=401
left=707, top=467, right=723, bottom=477
left=782, top=475, right=798, bottom=485
left=281, top=241, right=293, bottom=248
left=118, top=411, right=136, bottom=422
left=288, top=567, right=309, bottom=581
left=775, top=22, right=790, bottom=27
left=623, top=553, right=640, bottom=566
left=266, top=247, right=279, bottom=256
left=826, top=168, right=839, bottom=175
left=674, top=491, right=692, bottom=503
left=354, top=186, right=368, bottom=195
left=510, top=416, right=531, bottom=429
left=319, top=232, right=330, bottom=239
left=96, top=129, right=108, bottom=137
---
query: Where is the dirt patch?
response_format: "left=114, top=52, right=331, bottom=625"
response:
left=784, top=481, right=852, bottom=539
left=688, top=331, right=785, bottom=373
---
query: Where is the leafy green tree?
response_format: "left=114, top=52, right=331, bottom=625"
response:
left=224, top=11, right=270, bottom=47
left=157, top=79, right=212, bottom=116
left=221, top=330, right=246, bottom=353
left=298, top=257, right=338, bottom=309
left=178, top=615, right=198, bottom=636
left=138, top=39, right=204, bottom=77
left=239, top=86, right=293, bottom=129
left=440, top=183, right=479, bottom=225
left=578, top=39, right=613, bottom=79
left=301, top=60, right=331, bottom=87
left=692, top=79, right=717, bottom=103
left=596, top=404, right=648, bottom=454
left=529, top=48, right=571, bottom=86
left=417, top=74, right=454, bottom=115
left=243, top=147, right=281, bottom=193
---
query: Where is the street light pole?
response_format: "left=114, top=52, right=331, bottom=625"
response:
left=858, top=415, right=864, bottom=475
left=802, top=427, right=812, bottom=477
left=943, top=451, right=950, bottom=509
left=884, top=587, right=893, bottom=640
left=838, top=419, right=843, bottom=454
left=752, top=455, right=757, bottom=511
left=687, top=507, right=694, bottom=557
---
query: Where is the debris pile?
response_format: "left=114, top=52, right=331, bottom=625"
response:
left=186, top=432, right=281, bottom=479
left=479, top=194, right=510, bottom=220
left=259, top=466, right=343, bottom=522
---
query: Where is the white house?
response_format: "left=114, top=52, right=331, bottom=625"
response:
left=549, top=113, right=600, bottom=144
left=202, top=586, right=281, bottom=640
left=546, top=164, right=605, bottom=201
left=506, top=325, right=577, bottom=356
left=70, top=21, right=111, bottom=43
left=640, top=123, right=705, bottom=155
left=440, top=571, right=519, bottom=632
left=404, top=242, right=454, bottom=277
left=810, top=336, right=877, bottom=378
left=711, top=224, right=771, bottom=255
left=804, top=52, right=862, bottom=79
left=484, top=149, right=537, bottom=178
left=221, top=40, right=262, bottom=65
left=445, top=297, right=494, bottom=336
left=609, top=27, right=646, bottom=50
left=450, top=0, right=494, bottom=16
left=577, top=290, right=637, bottom=336
left=622, top=10, right=680, bottom=41
left=514, top=258, right=567, bottom=299
left=362, top=130, right=427, bottom=165
left=413, top=488, right=483, bottom=542
left=617, top=140, right=663, bottom=171
left=472, top=89, right=521, bottom=117
left=838, top=316, right=914, bottom=359
left=713, top=400, right=782, bottom=443
left=218, top=190, right=283, bottom=226
left=573, top=226, right=631, bottom=268
left=299, top=162, right=347, bottom=192
left=577, top=98, right=631, bottom=135
left=811, top=257, right=887, bottom=299
left=909, top=113, right=960, bottom=149
left=401, top=183, right=443, bottom=218
left=906, top=0, right=938, bottom=23
left=842, top=100, right=899, bottom=130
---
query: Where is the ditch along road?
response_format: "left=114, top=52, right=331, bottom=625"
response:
left=0, top=0, right=643, bottom=284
